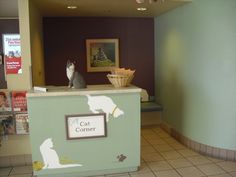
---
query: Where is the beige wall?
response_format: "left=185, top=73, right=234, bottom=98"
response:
left=0, top=135, right=31, bottom=156
left=1, top=0, right=45, bottom=156
left=6, top=0, right=32, bottom=91
left=29, top=0, right=45, bottom=86
left=1, top=0, right=32, bottom=157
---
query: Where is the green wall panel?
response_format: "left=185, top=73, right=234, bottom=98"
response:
left=27, top=92, right=140, bottom=177
left=155, top=0, right=236, bottom=150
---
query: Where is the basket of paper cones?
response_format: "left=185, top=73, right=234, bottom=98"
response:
left=107, top=68, right=135, bottom=87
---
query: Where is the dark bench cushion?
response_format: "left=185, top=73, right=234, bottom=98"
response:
left=141, top=102, right=163, bottom=112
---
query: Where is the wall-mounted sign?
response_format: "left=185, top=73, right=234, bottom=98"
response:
left=65, top=113, right=107, bottom=140
left=2, top=34, right=22, bottom=74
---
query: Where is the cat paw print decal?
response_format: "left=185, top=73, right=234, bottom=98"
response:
left=117, top=154, right=127, bottom=162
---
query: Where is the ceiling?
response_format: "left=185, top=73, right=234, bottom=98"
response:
left=0, top=0, right=18, bottom=18
left=0, top=0, right=191, bottom=18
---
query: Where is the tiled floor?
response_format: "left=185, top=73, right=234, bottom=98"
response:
left=1, top=126, right=236, bottom=177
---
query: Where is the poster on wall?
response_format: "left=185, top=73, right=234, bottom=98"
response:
left=11, top=91, right=27, bottom=112
left=2, top=34, right=22, bottom=74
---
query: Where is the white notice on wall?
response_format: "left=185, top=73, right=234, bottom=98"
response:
left=2, top=34, right=22, bottom=74
left=66, top=113, right=106, bottom=139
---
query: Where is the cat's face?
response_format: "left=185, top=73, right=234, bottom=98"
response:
left=43, top=138, right=54, bottom=148
left=67, top=60, right=75, bottom=70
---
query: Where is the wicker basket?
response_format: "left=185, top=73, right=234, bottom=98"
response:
left=107, top=74, right=130, bottom=88
left=111, top=68, right=135, bottom=76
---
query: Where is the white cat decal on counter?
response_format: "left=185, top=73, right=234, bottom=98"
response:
left=40, top=138, right=82, bottom=169
left=86, top=95, right=124, bottom=122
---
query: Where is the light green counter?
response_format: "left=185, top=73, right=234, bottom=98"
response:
left=27, top=85, right=141, bottom=177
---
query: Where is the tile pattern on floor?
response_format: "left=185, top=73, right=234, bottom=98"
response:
left=1, top=126, right=236, bottom=177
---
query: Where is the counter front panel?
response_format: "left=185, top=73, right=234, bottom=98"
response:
left=27, top=86, right=141, bottom=177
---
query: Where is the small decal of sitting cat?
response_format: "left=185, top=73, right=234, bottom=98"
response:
left=66, top=60, right=86, bottom=89
left=86, top=95, right=124, bottom=122
left=39, top=138, right=82, bottom=169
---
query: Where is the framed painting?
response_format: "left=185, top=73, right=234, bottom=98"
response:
left=86, top=39, right=119, bottom=72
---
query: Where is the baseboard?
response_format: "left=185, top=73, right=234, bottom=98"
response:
left=160, top=122, right=236, bottom=161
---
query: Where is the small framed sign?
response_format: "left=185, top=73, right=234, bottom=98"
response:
left=65, top=113, right=107, bottom=140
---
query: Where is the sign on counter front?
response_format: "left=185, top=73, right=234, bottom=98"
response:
left=65, top=113, right=107, bottom=140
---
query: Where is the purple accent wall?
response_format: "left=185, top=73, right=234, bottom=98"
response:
left=43, top=17, right=154, bottom=95
left=0, top=19, right=19, bottom=89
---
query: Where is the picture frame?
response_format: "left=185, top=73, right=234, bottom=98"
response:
left=65, top=113, right=107, bottom=140
left=86, top=39, right=119, bottom=72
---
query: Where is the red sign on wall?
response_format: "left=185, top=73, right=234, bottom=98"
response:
left=5, top=57, right=22, bottom=74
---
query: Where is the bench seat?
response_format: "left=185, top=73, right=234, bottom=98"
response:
left=141, top=102, right=163, bottom=112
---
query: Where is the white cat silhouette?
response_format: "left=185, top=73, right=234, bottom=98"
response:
left=86, top=95, right=124, bottom=122
left=40, top=138, right=82, bottom=169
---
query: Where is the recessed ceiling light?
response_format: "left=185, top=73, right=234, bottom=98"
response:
left=67, top=6, right=77, bottom=9
left=136, top=0, right=145, bottom=3
left=137, top=7, right=147, bottom=11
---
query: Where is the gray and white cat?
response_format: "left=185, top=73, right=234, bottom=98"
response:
left=66, top=60, right=86, bottom=89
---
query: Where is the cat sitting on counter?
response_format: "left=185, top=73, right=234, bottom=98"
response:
left=66, top=60, right=86, bottom=89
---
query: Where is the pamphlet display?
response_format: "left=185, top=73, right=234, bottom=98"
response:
left=0, top=89, right=28, bottom=137
left=15, top=113, right=29, bottom=134
left=0, top=114, right=15, bottom=135
left=0, top=90, right=12, bottom=112
left=11, top=91, right=27, bottom=112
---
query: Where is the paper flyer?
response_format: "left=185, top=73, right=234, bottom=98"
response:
left=2, top=34, right=22, bottom=74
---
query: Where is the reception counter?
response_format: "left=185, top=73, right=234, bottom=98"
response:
left=27, top=85, right=141, bottom=177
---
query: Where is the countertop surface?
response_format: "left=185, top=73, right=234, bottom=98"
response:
left=27, top=84, right=141, bottom=97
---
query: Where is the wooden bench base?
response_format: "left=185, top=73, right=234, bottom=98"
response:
left=141, top=102, right=163, bottom=126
